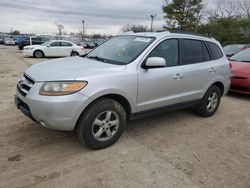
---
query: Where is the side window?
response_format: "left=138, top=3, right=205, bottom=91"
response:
left=61, top=42, right=73, bottom=47
left=148, top=39, right=179, bottom=67
left=184, top=39, right=203, bottom=64
left=50, top=41, right=61, bottom=47
left=202, top=42, right=211, bottom=61
left=207, top=42, right=223, bottom=60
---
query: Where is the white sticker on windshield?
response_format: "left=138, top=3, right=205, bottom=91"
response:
left=134, top=37, right=151, bottom=43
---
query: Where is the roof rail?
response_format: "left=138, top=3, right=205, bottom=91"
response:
left=169, top=30, right=213, bottom=39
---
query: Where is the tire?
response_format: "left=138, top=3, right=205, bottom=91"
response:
left=33, top=50, right=44, bottom=58
left=71, top=51, right=79, bottom=56
left=76, top=98, right=127, bottom=149
left=196, top=85, right=221, bottom=117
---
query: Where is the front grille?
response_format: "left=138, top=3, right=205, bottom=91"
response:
left=230, top=85, right=250, bottom=92
left=17, top=74, right=35, bottom=97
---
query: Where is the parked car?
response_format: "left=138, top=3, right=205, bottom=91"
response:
left=229, top=48, right=250, bottom=94
left=0, top=35, right=4, bottom=44
left=85, top=41, right=96, bottom=49
left=17, top=36, right=49, bottom=50
left=4, top=37, right=15, bottom=45
left=77, top=41, right=87, bottom=48
left=22, top=40, right=86, bottom=58
left=15, top=32, right=231, bottom=149
left=223, top=44, right=250, bottom=58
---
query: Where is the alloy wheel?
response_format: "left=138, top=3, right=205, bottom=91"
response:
left=92, top=110, right=120, bottom=142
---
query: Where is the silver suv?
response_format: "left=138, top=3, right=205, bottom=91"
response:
left=15, top=31, right=231, bottom=149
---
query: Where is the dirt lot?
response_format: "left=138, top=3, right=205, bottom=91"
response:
left=0, top=45, right=249, bottom=188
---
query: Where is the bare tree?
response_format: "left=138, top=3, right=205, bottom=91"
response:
left=238, top=0, right=250, bottom=18
left=55, top=23, right=64, bottom=40
left=213, top=0, right=239, bottom=18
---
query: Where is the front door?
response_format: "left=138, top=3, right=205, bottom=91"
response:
left=45, top=41, right=62, bottom=57
left=137, top=39, right=183, bottom=112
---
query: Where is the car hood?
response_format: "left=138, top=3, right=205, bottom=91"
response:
left=25, top=56, right=126, bottom=81
left=225, top=51, right=235, bottom=56
left=231, top=61, right=250, bottom=74
left=23, top=45, right=41, bottom=49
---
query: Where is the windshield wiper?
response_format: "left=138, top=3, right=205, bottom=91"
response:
left=87, top=56, right=111, bottom=64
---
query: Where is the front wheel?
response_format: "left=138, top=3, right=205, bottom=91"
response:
left=196, top=85, right=221, bottom=117
left=76, top=98, right=127, bottom=149
left=33, top=50, right=44, bottom=58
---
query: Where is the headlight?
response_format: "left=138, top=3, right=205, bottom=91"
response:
left=39, top=81, right=87, bottom=96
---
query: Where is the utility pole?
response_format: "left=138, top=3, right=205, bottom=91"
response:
left=150, top=14, right=156, bottom=32
left=82, top=20, right=85, bottom=42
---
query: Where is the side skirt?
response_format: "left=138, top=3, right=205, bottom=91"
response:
left=130, top=100, right=201, bottom=121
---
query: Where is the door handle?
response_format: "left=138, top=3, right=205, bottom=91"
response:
left=209, top=67, right=216, bottom=73
left=173, top=73, right=184, bottom=80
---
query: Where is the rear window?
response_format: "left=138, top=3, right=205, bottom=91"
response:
left=207, top=42, right=223, bottom=60
left=61, top=42, right=73, bottom=46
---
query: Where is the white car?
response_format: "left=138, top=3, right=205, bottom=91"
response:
left=4, top=37, right=15, bottom=45
left=22, top=40, right=86, bottom=58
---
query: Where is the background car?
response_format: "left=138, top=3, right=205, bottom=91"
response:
left=22, top=40, right=86, bottom=58
left=0, top=35, right=4, bottom=44
left=85, top=41, right=97, bottom=49
left=4, top=37, right=15, bottom=45
left=17, top=36, right=49, bottom=50
left=230, top=48, right=250, bottom=94
left=77, top=41, right=87, bottom=48
left=223, top=44, right=250, bottom=58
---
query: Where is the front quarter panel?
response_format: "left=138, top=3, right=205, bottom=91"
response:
left=77, top=69, right=137, bottom=113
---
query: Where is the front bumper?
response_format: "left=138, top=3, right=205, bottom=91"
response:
left=15, top=82, right=91, bottom=131
left=22, top=50, right=33, bottom=57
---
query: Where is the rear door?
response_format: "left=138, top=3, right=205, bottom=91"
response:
left=137, top=39, right=184, bottom=112
left=180, top=39, right=216, bottom=102
left=60, top=42, right=73, bottom=56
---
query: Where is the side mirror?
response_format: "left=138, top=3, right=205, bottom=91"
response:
left=46, top=44, right=51, bottom=47
left=144, top=57, right=166, bottom=69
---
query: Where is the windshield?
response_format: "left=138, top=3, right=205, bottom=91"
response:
left=223, top=45, right=244, bottom=53
left=230, top=49, right=250, bottom=62
left=41, top=41, right=51, bottom=46
left=86, top=35, right=155, bottom=65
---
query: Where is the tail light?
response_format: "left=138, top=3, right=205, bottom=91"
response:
left=80, top=46, right=85, bottom=50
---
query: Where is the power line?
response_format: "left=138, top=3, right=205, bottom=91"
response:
left=0, top=2, right=158, bottom=20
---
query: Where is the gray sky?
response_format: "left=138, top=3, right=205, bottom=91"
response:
left=0, top=0, right=216, bottom=35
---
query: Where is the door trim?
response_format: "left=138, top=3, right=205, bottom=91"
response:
left=130, top=99, right=201, bottom=120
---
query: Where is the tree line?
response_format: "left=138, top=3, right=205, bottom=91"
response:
left=163, top=0, right=250, bottom=45
left=122, top=0, right=250, bottom=46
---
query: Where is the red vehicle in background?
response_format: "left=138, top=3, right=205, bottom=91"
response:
left=229, top=48, right=250, bottom=94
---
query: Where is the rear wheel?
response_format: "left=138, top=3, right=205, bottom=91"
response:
left=76, top=98, right=126, bottom=149
left=71, top=51, right=79, bottom=56
left=196, top=85, right=221, bottom=117
left=33, top=50, right=44, bottom=58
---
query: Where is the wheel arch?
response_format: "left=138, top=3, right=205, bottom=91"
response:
left=212, top=81, right=224, bottom=95
left=203, top=77, right=227, bottom=98
left=74, top=93, right=133, bottom=131
left=33, top=49, right=44, bottom=57
left=71, top=50, right=79, bottom=56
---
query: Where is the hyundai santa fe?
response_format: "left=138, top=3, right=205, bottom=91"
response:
left=15, top=31, right=231, bottom=149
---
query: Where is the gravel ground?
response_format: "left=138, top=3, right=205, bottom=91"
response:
left=0, top=45, right=249, bottom=188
